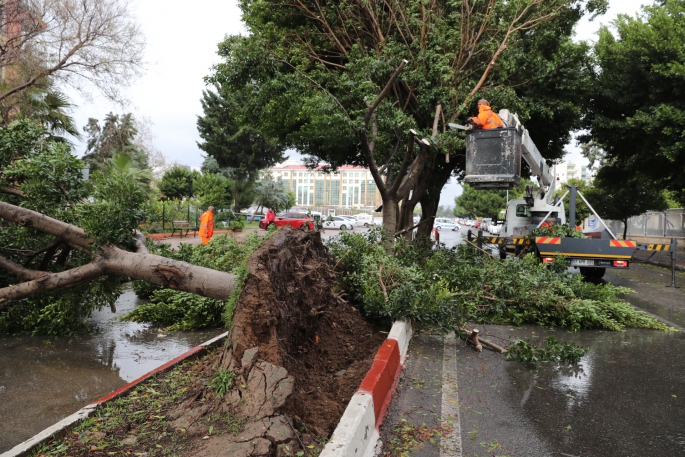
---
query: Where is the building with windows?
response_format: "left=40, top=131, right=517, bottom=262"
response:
left=552, top=162, right=594, bottom=185
left=266, top=163, right=383, bottom=209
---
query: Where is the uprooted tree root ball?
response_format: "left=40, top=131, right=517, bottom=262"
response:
left=168, top=228, right=386, bottom=454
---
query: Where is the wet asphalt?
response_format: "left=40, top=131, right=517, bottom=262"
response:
left=381, top=262, right=685, bottom=457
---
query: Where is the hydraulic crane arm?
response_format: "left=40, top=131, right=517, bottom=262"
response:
left=499, top=110, right=556, bottom=204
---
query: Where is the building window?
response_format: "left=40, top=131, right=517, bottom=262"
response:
left=343, top=186, right=347, bottom=190
left=355, top=172, right=359, bottom=177
left=343, top=179, right=347, bottom=184
left=355, top=179, right=359, bottom=184
left=342, top=194, right=347, bottom=206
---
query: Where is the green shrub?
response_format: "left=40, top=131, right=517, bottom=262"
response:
left=326, top=230, right=673, bottom=333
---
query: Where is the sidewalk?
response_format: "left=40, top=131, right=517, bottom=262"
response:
left=149, top=227, right=262, bottom=249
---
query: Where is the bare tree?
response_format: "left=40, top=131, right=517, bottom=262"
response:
left=0, top=0, right=145, bottom=105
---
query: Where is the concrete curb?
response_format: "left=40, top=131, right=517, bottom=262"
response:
left=1, top=332, right=229, bottom=457
left=321, top=320, right=412, bottom=457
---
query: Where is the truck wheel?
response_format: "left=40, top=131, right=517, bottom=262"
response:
left=593, top=268, right=606, bottom=279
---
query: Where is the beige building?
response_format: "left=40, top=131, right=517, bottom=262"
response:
left=266, top=163, right=383, bottom=209
left=553, top=162, right=593, bottom=185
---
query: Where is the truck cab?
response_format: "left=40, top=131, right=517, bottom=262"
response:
left=501, top=199, right=566, bottom=237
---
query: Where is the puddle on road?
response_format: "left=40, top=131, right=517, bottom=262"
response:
left=0, top=287, right=224, bottom=453
left=503, top=327, right=685, bottom=456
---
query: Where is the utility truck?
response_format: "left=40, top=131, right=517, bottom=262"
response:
left=451, top=111, right=638, bottom=279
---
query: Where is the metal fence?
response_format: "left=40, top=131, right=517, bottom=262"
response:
left=599, top=209, right=685, bottom=238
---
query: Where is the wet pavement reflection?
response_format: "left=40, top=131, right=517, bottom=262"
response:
left=0, top=288, right=223, bottom=452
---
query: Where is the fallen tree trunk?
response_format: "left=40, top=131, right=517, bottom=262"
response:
left=0, top=202, right=237, bottom=308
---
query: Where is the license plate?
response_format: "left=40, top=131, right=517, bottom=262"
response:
left=571, top=259, right=595, bottom=266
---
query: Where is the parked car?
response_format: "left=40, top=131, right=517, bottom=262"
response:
left=259, top=212, right=315, bottom=230
left=355, top=213, right=377, bottom=227
left=335, top=215, right=356, bottom=226
left=321, top=216, right=354, bottom=230
left=434, top=218, right=458, bottom=231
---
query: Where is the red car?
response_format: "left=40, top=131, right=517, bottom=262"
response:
left=259, top=212, right=315, bottom=230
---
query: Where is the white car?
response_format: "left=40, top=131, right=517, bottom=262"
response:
left=322, top=216, right=354, bottom=230
left=434, top=218, right=459, bottom=231
left=336, top=215, right=358, bottom=226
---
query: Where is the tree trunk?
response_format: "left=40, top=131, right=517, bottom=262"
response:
left=0, top=202, right=238, bottom=309
left=623, top=218, right=628, bottom=240
left=382, top=198, right=398, bottom=235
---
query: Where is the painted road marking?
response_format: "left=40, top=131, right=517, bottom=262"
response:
left=440, top=333, right=462, bottom=457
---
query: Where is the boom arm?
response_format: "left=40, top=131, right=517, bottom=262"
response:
left=499, top=110, right=556, bottom=205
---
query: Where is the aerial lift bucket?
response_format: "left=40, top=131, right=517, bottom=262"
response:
left=464, top=127, right=522, bottom=189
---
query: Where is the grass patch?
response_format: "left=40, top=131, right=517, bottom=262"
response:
left=31, top=351, right=241, bottom=457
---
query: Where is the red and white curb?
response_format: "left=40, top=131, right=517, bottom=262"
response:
left=1, top=332, right=229, bottom=457
left=320, top=320, right=412, bottom=457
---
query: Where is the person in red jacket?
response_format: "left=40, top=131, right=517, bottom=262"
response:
left=265, top=208, right=276, bottom=226
left=198, top=206, right=215, bottom=245
left=468, top=99, right=504, bottom=130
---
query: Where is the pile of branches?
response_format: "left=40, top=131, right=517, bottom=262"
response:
left=327, top=229, right=672, bottom=333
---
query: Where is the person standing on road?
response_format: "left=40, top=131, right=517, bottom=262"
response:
left=468, top=99, right=504, bottom=130
left=198, top=206, right=215, bottom=245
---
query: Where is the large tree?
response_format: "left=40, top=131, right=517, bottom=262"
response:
left=209, top=0, right=605, bottom=236
left=0, top=121, right=236, bottom=334
left=582, top=0, right=685, bottom=205
left=197, top=86, right=285, bottom=211
left=584, top=165, right=669, bottom=239
left=82, top=113, right=149, bottom=173
left=0, top=0, right=144, bottom=108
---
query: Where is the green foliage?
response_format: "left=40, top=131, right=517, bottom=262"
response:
left=82, top=113, right=149, bottom=173
left=531, top=223, right=586, bottom=239
left=193, top=172, right=233, bottom=208
left=158, top=166, right=195, bottom=200
left=209, top=369, right=235, bottom=397
left=456, top=180, right=531, bottom=219
left=326, top=230, right=672, bottom=333
left=120, top=289, right=225, bottom=330
left=253, top=176, right=291, bottom=212
left=584, top=165, right=669, bottom=239
left=0, top=120, right=151, bottom=335
left=126, top=233, right=271, bottom=330
left=582, top=0, right=685, bottom=206
left=229, top=218, right=245, bottom=230
left=209, top=0, right=602, bottom=231
left=505, top=337, right=588, bottom=365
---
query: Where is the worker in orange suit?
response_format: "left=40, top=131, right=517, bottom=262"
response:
left=198, top=206, right=215, bottom=245
left=468, top=99, right=504, bottom=130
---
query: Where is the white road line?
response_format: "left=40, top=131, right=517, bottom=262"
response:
left=440, top=332, right=462, bottom=457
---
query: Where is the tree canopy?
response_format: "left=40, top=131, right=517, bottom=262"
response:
left=207, top=0, right=606, bottom=235
left=582, top=0, right=685, bottom=205
left=82, top=113, right=150, bottom=173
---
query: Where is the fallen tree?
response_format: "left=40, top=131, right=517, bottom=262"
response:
left=0, top=202, right=237, bottom=307
left=0, top=119, right=239, bottom=334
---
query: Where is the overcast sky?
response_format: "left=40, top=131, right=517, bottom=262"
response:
left=67, top=0, right=651, bottom=207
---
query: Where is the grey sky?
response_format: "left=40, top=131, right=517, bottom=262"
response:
left=67, top=0, right=650, bottom=207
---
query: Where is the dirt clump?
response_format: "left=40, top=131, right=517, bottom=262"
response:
left=170, top=227, right=386, bottom=454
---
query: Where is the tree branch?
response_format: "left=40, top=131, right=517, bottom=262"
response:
left=0, top=255, right=48, bottom=282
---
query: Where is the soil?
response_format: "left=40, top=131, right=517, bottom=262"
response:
left=168, top=227, right=387, bottom=453
left=32, top=228, right=386, bottom=457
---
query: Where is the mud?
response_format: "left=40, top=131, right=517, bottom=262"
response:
left=170, top=228, right=386, bottom=452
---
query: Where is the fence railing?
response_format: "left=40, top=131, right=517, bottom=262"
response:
left=596, top=209, right=685, bottom=238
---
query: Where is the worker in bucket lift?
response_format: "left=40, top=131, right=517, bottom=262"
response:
left=467, top=99, right=504, bottom=130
